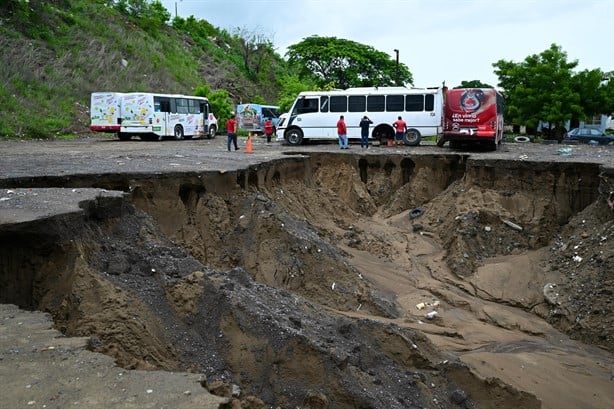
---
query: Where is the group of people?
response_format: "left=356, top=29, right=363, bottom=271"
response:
left=225, top=114, right=274, bottom=152
left=227, top=113, right=409, bottom=151
left=336, top=115, right=408, bottom=149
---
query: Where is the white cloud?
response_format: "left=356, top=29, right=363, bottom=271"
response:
left=161, top=0, right=614, bottom=88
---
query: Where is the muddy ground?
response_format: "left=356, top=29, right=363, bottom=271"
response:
left=0, top=136, right=613, bottom=409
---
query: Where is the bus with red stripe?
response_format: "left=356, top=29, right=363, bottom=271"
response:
left=437, top=88, right=505, bottom=150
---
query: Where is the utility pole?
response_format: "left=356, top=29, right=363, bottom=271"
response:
left=394, top=49, right=399, bottom=86
left=175, top=0, right=182, bottom=18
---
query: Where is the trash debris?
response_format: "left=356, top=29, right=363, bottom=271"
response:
left=573, top=255, right=582, bottom=263
left=558, top=147, right=572, bottom=156
left=331, top=282, right=336, bottom=290
left=409, top=208, right=424, bottom=220
left=502, top=219, right=523, bottom=231
left=416, top=300, right=441, bottom=311
left=425, top=311, right=439, bottom=320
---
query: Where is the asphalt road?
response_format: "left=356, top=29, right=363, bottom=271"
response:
left=0, top=136, right=613, bottom=182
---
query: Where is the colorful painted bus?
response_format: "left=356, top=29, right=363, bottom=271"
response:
left=236, top=103, right=281, bottom=134
left=276, top=87, right=444, bottom=146
left=437, top=88, right=505, bottom=150
left=90, top=92, right=218, bottom=141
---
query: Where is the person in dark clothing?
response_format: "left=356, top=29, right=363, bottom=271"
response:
left=359, top=115, right=373, bottom=148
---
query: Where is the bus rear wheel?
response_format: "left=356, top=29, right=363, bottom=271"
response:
left=118, top=133, right=131, bottom=141
left=404, top=128, right=421, bottom=146
left=285, top=128, right=303, bottom=145
left=174, top=125, right=184, bottom=140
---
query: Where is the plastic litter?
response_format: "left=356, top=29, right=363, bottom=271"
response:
left=425, top=311, right=438, bottom=320
left=502, top=219, right=523, bottom=231
left=558, top=147, right=572, bottom=156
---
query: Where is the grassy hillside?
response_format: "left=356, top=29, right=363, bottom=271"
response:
left=0, top=0, right=284, bottom=139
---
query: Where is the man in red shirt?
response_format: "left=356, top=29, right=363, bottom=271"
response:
left=393, top=116, right=407, bottom=146
left=226, top=114, right=239, bottom=151
left=337, top=115, right=348, bottom=149
left=263, top=118, right=274, bottom=143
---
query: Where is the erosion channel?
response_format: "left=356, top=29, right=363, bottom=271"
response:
left=1, top=146, right=613, bottom=409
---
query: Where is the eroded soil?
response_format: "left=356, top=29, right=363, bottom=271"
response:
left=1, top=137, right=613, bottom=408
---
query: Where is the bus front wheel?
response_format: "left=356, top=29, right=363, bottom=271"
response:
left=404, top=128, right=421, bottom=146
left=174, top=125, right=184, bottom=140
left=207, top=125, right=217, bottom=139
left=285, top=128, right=304, bottom=145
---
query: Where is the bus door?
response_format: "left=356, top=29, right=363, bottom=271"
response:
left=154, top=96, right=171, bottom=136
left=200, top=101, right=211, bottom=136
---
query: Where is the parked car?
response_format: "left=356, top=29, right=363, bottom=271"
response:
left=563, top=128, right=614, bottom=145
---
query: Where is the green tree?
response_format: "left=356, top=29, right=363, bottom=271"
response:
left=195, top=84, right=233, bottom=125
left=233, top=28, right=276, bottom=81
left=275, top=74, right=319, bottom=112
left=110, top=0, right=170, bottom=32
left=493, top=44, right=581, bottom=129
left=602, top=71, right=614, bottom=117
left=286, top=36, right=413, bottom=89
left=455, top=80, right=493, bottom=89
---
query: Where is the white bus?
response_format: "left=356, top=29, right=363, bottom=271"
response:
left=276, top=86, right=444, bottom=146
left=90, top=92, right=218, bottom=141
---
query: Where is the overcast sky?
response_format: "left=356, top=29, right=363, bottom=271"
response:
left=159, top=0, right=613, bottom=89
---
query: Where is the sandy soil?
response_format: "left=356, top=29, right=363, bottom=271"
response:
left=249, top=156, right=613, bottom=409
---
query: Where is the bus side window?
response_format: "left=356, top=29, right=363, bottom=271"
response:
left=176, top=98, right=189, bottom=114
left=348, top=95, right=366, bottom=112
left=425, top=94, right=434, bottom=111
left=367, top=95, right=385, bottom=112
left=386, top=95, right=404, bottom=112
left=330, top=96, right=347, bottom=113
left=295, top=98, right=319, bottom=114
left=154, top=97, right=170, bottom=113
left=320, top=96, right=329, bottom=113
left=406, top=95, right=424, bottom=112
left=188, top=99, right=200, bottom=114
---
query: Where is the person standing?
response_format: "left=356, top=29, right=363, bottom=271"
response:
left=392, top=116, right=407, bottom=146
left=359, top=115, right=373, bottom=148
left=226, top=114, right=239, bottom=151
left=263, top=117, right=274, bottom=143
left=337, top=115, right=348, bottom=149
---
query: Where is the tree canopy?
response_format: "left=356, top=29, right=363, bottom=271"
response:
left=493, top=44, right=612, bottom=128
left=286, top=36, right=413, bottom=89
left=455, top=80, right=494, bottom=89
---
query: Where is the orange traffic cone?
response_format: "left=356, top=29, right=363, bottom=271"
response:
left=246, top=133, right=253, bottom=153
